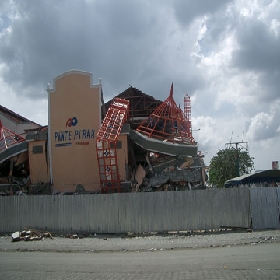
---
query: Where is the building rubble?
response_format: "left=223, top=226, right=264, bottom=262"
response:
left=131, top=152, right=206, bottom=192
left=1, top=84, right=207, bottom=195
left=108, top=84, right=207, bottom=193
left=11, top=229, right=54, bottom=242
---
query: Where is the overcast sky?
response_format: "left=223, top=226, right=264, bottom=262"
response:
left=0, top=0, right=279, bottom=170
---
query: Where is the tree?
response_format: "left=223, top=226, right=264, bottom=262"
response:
left=209, top=147, right=254, bottom=188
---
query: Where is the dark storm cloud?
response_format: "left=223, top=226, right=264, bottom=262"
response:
left=258, top=70, right=280, bottom=103
left=0, top=1, right=100, bottom=94
left=173, top=0, right=233, bottom=26
left=0, top=0, right=167, bottom=98
left=232, top=19, right=280, bottom=72
left=231, top=13, right=280, bottom=102
left=0, top=0, right=205, bottom=102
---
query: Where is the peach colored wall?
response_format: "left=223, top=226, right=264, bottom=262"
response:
left=15, top=151, right=28, bottom=167
left=116, top=134, right=128, bottom=181
left=48, top=71, right=101, bottom=192
left=28, top=140, right=50, bottom=184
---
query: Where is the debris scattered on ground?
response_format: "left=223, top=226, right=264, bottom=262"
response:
left=65, top=233, right=85, bottom=239
left=11, top=229, right=53, bottom=242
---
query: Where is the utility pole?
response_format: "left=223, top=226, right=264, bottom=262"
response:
left=225, top=141, right=248, bottom=177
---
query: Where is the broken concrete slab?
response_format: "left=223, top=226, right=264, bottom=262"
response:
left=130, top=129, right=198, bottom=157
left=0, top=142, right=28, bottom=164
left=11, top=231, right=20, bottom=242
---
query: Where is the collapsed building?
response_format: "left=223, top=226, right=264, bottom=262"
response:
left=0, top=106, right=40, bottom=195
left=0, top=70, right=206, bottom=195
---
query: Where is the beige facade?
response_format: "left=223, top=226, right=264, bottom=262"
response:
left=25, top=70, right=130, bottom=193
left=116, top=134, right=129, bottom=181
left=28, top=139, right=50, bottom=184
left=47, top=70, right=102, bottom=192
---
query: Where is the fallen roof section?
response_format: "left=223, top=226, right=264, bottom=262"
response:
left=0, top=120, right=27, bottom=163
left=104, top=86, right=162, bottom=129
left=136, top=83, right=194, bottom=144
left=129, top=129, right=198, bottom=157
left=0, top=141, right=28, bottom=164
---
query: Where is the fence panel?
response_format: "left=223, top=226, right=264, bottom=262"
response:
left=250, top=187, right=280, bottom=230
left=0, top=188, right=252, bottom=234
left=183, top=188, right=250, bottom=230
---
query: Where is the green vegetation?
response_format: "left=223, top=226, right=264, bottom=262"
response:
left=209, top=148, right=254, bottom=188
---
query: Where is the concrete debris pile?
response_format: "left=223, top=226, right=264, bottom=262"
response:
left=11, top=229, right=53, bottom=242
left=125, top=85, right=207, bottom=193
left=29, top=182, right=52, bottom=195
left=0, top=152, right=31, bottom=195
left=0, top=179, right=53, bottom=196
left=0, top=176, right=30, bottom=196
left=133, top=152, right=206, bottom=192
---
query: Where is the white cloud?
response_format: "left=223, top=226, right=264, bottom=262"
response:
left=246, top=100, right=280, bottom=141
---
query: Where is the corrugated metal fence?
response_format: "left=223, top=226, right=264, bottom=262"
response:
left=0, top=187, right=279, bottom=234
left=250, top=187, right=280, bottom=230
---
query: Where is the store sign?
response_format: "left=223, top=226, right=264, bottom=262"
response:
left=54, top=117, right=95, bottom=147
